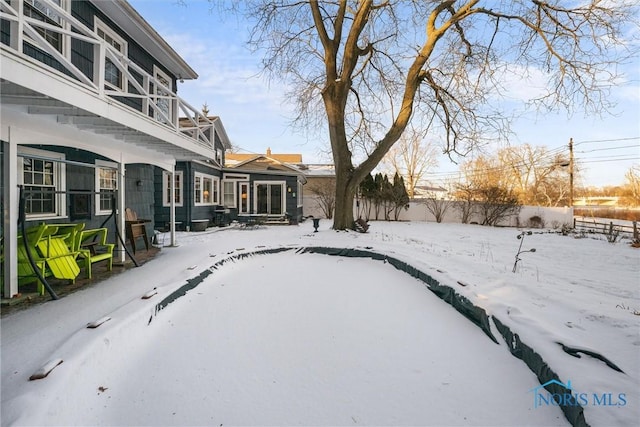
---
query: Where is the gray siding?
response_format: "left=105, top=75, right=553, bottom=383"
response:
left=20, top=146, right=155, bottom=247
left=153, top=162, right=223, bottom=230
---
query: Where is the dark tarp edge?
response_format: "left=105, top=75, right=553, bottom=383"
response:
left=492, top=316, right=589, bottom=427
left=556, top=342, right=624, bottom=374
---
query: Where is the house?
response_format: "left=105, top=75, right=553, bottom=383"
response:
left=224, top=149, right=306, bottom=224
left=153, top=116, right=231, bottom=231
left=0, top=0, right=221, bottom=298
left=302, top=164, right=336, bottom=219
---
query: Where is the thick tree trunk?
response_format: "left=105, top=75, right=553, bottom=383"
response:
left=333, top=171, right=356, bottom=230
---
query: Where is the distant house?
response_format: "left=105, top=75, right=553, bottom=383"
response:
left=224, top=149, right=306, bottom=223
left=412, top=184, right=448, bottom=199
left=1, top=0, right=219, bottom=297
left=225, top=147, right=303, bottom=167
left=302, top=164, right=336, bottom=218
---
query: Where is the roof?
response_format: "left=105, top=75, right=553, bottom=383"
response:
left=93, top=1, right=198, bottom=80
left=225, top=148, right=302, bottom=166
left=303, top=164, right=336, bottom=178
left=225, top=154, right=307, bottom=183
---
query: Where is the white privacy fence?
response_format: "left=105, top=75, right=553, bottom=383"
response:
left=302, top=195, right=574, bottom=229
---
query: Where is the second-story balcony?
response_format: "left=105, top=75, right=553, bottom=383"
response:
left=0, top=0, right=217, bottom=163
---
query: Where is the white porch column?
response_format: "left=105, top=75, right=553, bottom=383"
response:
left=117, top=160, right=126, bottom=263
left=8, top=0, right=24, bottom=53
left=170, top=166, right=176, bottom=247
left=2, top=131, right=19, bottom=298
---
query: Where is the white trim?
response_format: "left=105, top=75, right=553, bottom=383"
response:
left=18, top=146, right=66, bottom=220
left=253, top=180, right=286, bottom=215
left=162, top=170, right=183, bottom=207
left=194, top=172, right=219, bottom=206
left=94, top=16, right=127, bottom=91
left=297, top=180, right=304, bottom=208
left=95, top=159, right=118, bottom=215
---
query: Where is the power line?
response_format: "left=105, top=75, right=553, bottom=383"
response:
left=573, top=136, right=640, bottom=146
left=579, top=157, right=640, bottom=164
left=577, top=144, right=640, bottom=153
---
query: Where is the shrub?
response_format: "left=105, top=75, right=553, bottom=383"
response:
left=527, top=215, right=545, bottom=228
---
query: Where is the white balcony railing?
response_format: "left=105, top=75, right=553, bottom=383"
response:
left=0, top=0, right=214, bottom=149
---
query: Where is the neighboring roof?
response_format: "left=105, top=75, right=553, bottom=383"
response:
left=412, top=184, right=448, bottom=198
left=225, top=154, right=307, bottom=183
left=225, top=148, right=302, bottom=166
left=93, top=1, right=198, bottom=80
left=304, top=164, right=336, bottom=178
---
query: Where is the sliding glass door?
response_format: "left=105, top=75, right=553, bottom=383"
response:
left=255, top=182, right=285, bottom=215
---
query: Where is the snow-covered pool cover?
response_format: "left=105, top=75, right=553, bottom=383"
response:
left=3, top=221, right=637, bottom=426
left=13, top=251, right=564, bottom=426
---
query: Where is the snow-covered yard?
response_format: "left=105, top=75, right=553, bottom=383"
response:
left=1, top=221, right=638, bottom=426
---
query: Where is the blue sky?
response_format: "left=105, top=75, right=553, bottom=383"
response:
left=129, top=0, right=639, bottom=187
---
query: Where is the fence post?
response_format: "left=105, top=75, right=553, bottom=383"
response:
left=609, top=222, right=613, bottom=236
left=634, top=221, right=638, bottom=242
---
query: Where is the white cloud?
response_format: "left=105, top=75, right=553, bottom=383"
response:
left=165, top=32, right=292, bottom=114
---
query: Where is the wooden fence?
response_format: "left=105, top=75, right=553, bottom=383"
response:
left=573, top=218, right=639, bottom=241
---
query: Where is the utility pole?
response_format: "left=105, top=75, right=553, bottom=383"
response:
left=569, top=138, right=574, bottom=209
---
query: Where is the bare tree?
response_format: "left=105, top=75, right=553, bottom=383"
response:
left=453, top=182, right=476, bottom=224
left=623, top=165, right=640, bottom=206
left=382, top=126, right=438, bottom=198
left=498, top=144, right=571, bottom=207
left=423, top=193, right=453, bottom=223
left=306, top=178, right=336, bottom=219
left=234, top=1, right=637, bottom=229
left=476, top=186, right=521, bottom=226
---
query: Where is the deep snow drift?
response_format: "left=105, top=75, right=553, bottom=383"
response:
left=1, top=221, right=638, bottom=426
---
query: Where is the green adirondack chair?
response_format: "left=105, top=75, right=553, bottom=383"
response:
left=36, top=234, right=81, bottom=283
left=16, top=224, right=57, bottom=295
left=75, top=228, right=114, bottom=279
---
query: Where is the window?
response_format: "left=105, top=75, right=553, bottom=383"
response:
left=297, top=181, right=304, bottom=207
left=162, top=171, right=183, bottom=207
left=24, top=0, right=64, bottom=53
left=96, top=18, right=127, bottom=90
left=153, top=66, right=172, bottom=124
left=19, top=148, right=65, bottom=218
left=255, top=181, right=285, bottom=215
left=223, top=181, right=235, bottom=208
left=239, top=182, right=249, bottom=214
left=194, top=173, right=218, bottom=205
left=95, top=161, right=117, bottom=215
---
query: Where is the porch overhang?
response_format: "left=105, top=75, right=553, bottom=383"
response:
left=0, top=48, right=215, bottom=164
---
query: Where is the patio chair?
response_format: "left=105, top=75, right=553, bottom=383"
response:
left=36, top=234, right=81, bottom=284
left=53, top=223, right=85, bottom=250
left=16, top=223, right=57, bottom=295
left=125, top=208, right=150, bottom=254
left=75, top=228, right=114, bottom=279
